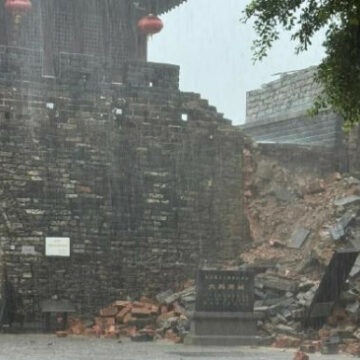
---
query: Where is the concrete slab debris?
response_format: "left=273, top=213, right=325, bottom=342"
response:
left=345, top=301, right=359, bottom=315
left=334, top=196, right=360, bottom=207
left=164, top=287, right=196, bottom=306
left=349, top=255, right=360, bottom=277
left=256, top=273, right=298, bottom=293
left=274, top=186, right=295, bottom=202
left=330, top=211, right=356, bottom=241
left=156, top=290, right=174, bottom=304
left=288, top=228, right=311, bottom=249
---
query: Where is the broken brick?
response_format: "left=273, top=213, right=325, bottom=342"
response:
left=113, top=300, right=131, bottom=309
left=99, top=305, right=118, bottom=317
left=131, top=307, right=153, bottom=317
left=344, top=342, right=360, bottom=356
left=55, top=331, right=68, bottom=338
left=293, top=351, right=309, bottom=360
left=116, top=306, right=132, bottom=323
left=273, top=335, right=302, bottom=348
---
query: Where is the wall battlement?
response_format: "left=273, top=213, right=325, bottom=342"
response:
left=0, top=46, right=180, bottom=89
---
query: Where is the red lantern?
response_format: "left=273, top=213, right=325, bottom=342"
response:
left=5, top=0, right=32, bottom=13
left=137, top=14, right=163, bottom=36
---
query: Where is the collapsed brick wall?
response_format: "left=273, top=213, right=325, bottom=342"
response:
left=0, top=48, right=249, bottom=318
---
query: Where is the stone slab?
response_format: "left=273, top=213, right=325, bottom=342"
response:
left=350, top=256, right=360, bottom=278
left=288, top=227, right=310, bottom=249
left=187, top=311, right=264, bottom=346
left=256, top=274, right=298, bottom=293
left=330, top=210, right=355, bottom=241
left=334, top=196, right=360, bottom=207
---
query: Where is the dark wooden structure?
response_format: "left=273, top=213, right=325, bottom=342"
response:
left=0, top=0, right=187, bottom=77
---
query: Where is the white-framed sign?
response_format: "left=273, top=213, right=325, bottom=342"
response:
left=45, top=237, right=70, bottom=257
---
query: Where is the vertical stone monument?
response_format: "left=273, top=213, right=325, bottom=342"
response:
left=185, top=269, right=267, bottom=346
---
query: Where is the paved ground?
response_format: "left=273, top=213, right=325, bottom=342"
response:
left=0, top=335, right=355, bottom=360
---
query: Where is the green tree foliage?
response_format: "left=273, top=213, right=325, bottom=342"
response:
left=243, top=0, right=360, bottom=129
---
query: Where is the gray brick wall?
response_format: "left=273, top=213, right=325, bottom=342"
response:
left=0, top=49, right=249, bottom=319
left=246, top=66, right=321, bottom=124
left=243, top=66, right=344, bottom=149
left=257, top=143, right=339, bottom=175
left=346, top=124, right=360, bottom=175
left=241, top=111, right=343, bottom=148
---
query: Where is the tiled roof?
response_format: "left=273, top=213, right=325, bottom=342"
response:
left=138, top=0, right=188, bottom=14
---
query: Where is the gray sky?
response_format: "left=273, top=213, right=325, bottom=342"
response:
left=149, top=0, right=325, bottom=125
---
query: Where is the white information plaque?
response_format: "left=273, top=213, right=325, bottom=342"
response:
left=45, top=237, right=70, bottom=257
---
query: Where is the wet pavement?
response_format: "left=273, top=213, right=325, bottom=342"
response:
left=0, top=335, right=354, bottom=360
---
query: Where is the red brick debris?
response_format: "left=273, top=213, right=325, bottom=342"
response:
left=56, top=285, right=195, bottom=343
left=293, top=351, right=309, bottom=360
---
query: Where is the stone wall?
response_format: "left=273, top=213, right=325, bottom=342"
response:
left=346, top=124, right=360, bottom=176
left=243, top=64, right=360, bottom=173
left=0, top=48, right=249, bottom=318
left=243, top=66, right=344, bottom=148
left=256, top=143, right=339, bottom=175
left=246, top=67, right=321, bottom=124
left=243, top=65, right=351, bottom=165
left=241, top=111, right=343, bottom=148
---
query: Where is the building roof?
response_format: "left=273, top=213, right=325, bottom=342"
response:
left=139, top=0, right=188, bottom=14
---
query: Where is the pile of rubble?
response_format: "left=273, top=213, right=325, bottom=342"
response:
left=250, top=268, right=360, bottom=355
left=271, top=300, right=360, bottom=356
left=254, top=272, right=316, bottom=337
left=58, top=143, right=360, bottom=356
left=59, top=285, right=196, bottom=343
left=240, top=142, right=360, bottom=356
left=243, top=144, right=360, bottom=273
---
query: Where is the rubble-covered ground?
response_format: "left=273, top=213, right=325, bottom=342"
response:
left=0, top=334, right=355, bottom=360
left=242, top=144, right=360, bottom=273
left=38, top=141, right=360, bottom=358
left=236, top=142, right=360, bottom=356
